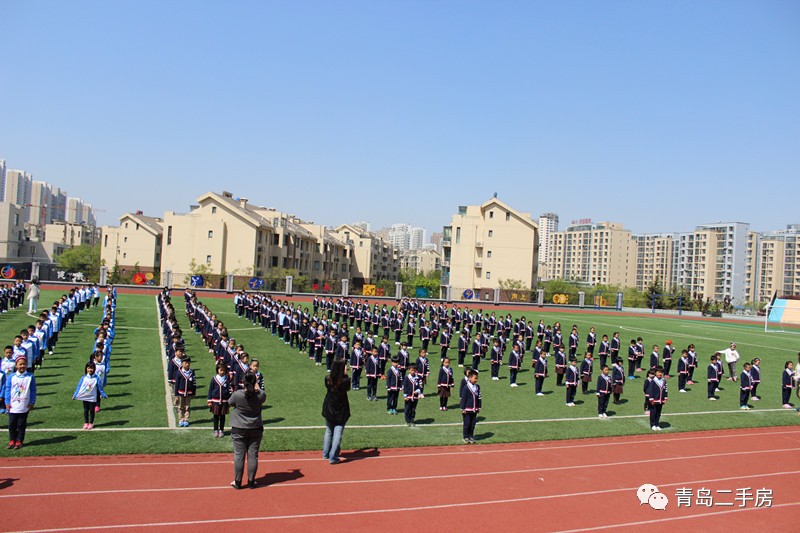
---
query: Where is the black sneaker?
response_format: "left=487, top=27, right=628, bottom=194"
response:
left=248, top=480, right=258, bottom=489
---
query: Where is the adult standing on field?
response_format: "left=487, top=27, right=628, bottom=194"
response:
left=718, top=343, right=740, bottom=382
left=322, top=359, right=351, bottom=464
left=228, top=371, right=266, bottom=489
left=27, top=279, right=39, bottom=314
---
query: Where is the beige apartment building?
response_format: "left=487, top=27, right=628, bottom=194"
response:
left=101, top=212, right=164, bottom=273
left=675, top=222, right=749, bottom=304
left=747, top=225, right=800, bottom=303
left=44, top=222, right=97, bottom=247
left=330, top=224, right=398, bottom=288
left=441, top=197, right=539, bottom=290
left=157, top=192, right=354, bottom=286
left=399, top=248, right=441, bottom=275
left=633, top=233, right=674, bottom=291
left=0, top=202, right=25, bottom=261
left=547, top=221, right=635, bottom=287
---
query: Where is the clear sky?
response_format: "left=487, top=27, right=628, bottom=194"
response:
left=1, top=1, right=798, bottom=236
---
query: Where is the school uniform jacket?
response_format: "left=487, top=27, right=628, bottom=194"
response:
left=366, top=356, right=379, bottom=378
left=598, top=341, right=610, bottom=359
left=415, top=357, right=430, bottom=377
left=508, top=350, right=521, bottom=370
left=438, top=366, right=455, bottom=388
left=490, top=346, right=502, bottom=364
left=207, top=374, right=232, bottom=403
left=349, top=348, right=364, bottom=370
left=783, top=369, right=796, bottom=389
left=403, top=374, right=422, bottom=399
left=554, top=350, right=566, bottom=371
left=460, top=381, right=482, bottom=412
left=646, top=378, right=667, bottom=404
left=534, top=356, right=547, bottom=378
left=565, top=366, right=580, bottom=386
left=397, top=349, right=409, bottom=370
left=610, top=337, right=621, bottom=357
left=471, top=340, right=482, bottom=358
left=650, top=351, right=660, bottom=369
left=678, top=357, right=690, bottom=375
left=580, top=358, right=593, bottom=380
left=386, top=366, right=402, bottom=391
left=739, top=371, right=752, bottom=391
left=73, top=374, right=106, bottom=402
left=586, top=333, right=597, bottom=350
left=378, top=343, right=391, bottom=361
left=596, top=374, right=612, bottom=395
left=707, top=364, right=721, bottom=383
left=750, top=365, right=761, bottom=384
left=662, top=346, right=674, bottom=362
left=612, top=365, right=625, bottom=386
left=174, top=368, right=196, bottom=397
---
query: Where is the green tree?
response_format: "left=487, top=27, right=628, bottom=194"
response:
left=498, top=279, right=529, bottom=291
left=56, top=244, right=101, bottom=282
left=645, top=277, right=665, bottom=309
left=183, top=258, right=214, bottom=286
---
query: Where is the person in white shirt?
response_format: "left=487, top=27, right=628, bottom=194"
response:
left=718, top=343, right=740, bottom=382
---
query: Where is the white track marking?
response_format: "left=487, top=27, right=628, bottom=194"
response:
left=11, top=472, right=799, bottom=532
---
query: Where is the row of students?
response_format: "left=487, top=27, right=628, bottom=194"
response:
left=0, top=281, right=27, bottom=313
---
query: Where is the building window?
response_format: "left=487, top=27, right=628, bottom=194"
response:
left=487, top=251, right=492, bottom=258
left=272, top=256, right=278, bottom=267
left=488, top=230, right=493, bottom=237
left=342, top=264, right=347, bottom=272
left=208, top=230, right=213, bottom=239
left=124, top=222, right=128, bottom=228
left=506, top=212, right=510, bottom=221
left=313, top=261, right=320, bottom=270
left=489, top=211, right=494, bottom=219
left=104, top=235, right=108, bottom=246
left=167, top=226, right=172, bottom=245
left=206, top=255, right=212, bottom=264
left=456, top=227, right=461, bottom=244
left=212, top=206, right=217, bottom=214
left=136, top=223, right=140, bottom=230
left=486, top=272, right=491, bottom=279
left=273, top=234, right=279, bottom=245
left=123, top=252, right=127, bottom=259
left=13, top=213, right=19, bottom=225
left=360, top=241, right=363, bottom=247
left=124, top=237, right=127, bottom=243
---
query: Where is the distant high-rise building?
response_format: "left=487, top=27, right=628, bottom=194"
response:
left=410, top=227, right=426, bottom=250
left=633, top=233, right=675, bottom=292
left=29, top=181, right=54, bottom=227
left=747, top=224, right=800, bottom=303
left=0, top=160, right=6, bottom=202
left=388, top=223, right=411, bottom=251
left=352, top=221, right=371, bottom=232
left=430, top=232, right=443, bottom=253
left=675, top=222, right=749, bottom=304
left=548, top=221, right=635, bottom=287
left=537, top=213, right=559, bottom=280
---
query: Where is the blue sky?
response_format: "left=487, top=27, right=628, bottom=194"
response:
left=1, top=1, right=798, bottom=236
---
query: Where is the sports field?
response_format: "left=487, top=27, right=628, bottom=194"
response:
left=1, top=290, right=798, bottom=457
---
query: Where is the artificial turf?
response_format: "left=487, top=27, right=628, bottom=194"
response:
left=2, top=291, right=798, bottom=456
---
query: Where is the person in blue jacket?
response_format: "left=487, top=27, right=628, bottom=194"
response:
left=72, top=362, right=107, bottom=430
left=5, top=357, right=36, bottom=449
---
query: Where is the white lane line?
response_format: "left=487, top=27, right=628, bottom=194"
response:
left=1, top=447, right=797, bottom=499
left=4, top=427, right=798, bottom=471
left=19, top=407, right=798, bottom=433
left=155, top=295, right=176, bottom=429
left=12, top=472, right=799, bottom=532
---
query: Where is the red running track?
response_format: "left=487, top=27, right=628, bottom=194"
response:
left=1, top=426, right=799, bottom=532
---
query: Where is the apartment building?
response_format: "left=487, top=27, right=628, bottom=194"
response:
left=101, top=212, right=164, bottom=273
left=633, top=233, right=674, bottom=291
left=537, top=212, right=559, bottom=281
left=548, top=221, right=635, bottom=287
left=441, top=197, right=539, bottom=290
left=399, top=248, right=441, bottom=275
left=330, top=224, right=398, bottom=288
left=747, top=224, right=800, bottom=302
left=675, top=222, right=749, bottom=304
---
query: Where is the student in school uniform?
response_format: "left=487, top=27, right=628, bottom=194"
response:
left=525, top=321, right=534, bottom=351
left=635, top=337, right=645, bottom=373
left=461, top=369, right=481, bottom=444
left=580, top=352, right=594, bottom=394
left=174, top=357, right=196, bottom=427
left=596, top=365, right=612, bottom=418
left=649, top=345, right=660, bottom=371
left=687, top=344, right=699, bottom=384
left=349, top=342, right=364, bottom=391
left=397, top=342, right=410, bottom=379
left=508, top=344, right=521, bottom=387
left=568, top=328, right=579, bottom=359
left=707, top=355, right=721, bottom=400
left=439, top=329, right=451, bottom=363
left=610, top=332, right=621, bottom=368
left=419, top=324, right=430, bottom=352
left=554, top=347, right=566, bottom=387
left=565, top=357, right=579, bottom=407
left=457, top=331, right=468, bottom=368
left=402, top=363, right=423, bottom=427
left=406, top=318, right=416, bottom=348
left=643, top=369, right=655, bottom=415
left=739, top=362, right=753, bottom=410
left=536, top=319, right=545, bottom=344
left=662, top=341, right=674, bottom=378
left=365, top=347, right=380, bottom=401
left=677, top=350, right=690, bottom=393
left=490, top=339, right=502, bottom=381
left=543, top=325, right=553, bottom=354
left=586, top=327, right=597, bottom=356
left=5, top=357, right=36, bottom=449
left=378, top=336, right=391, bottom=376
left=598, top=335, right=610, bottom=370
left=781, top=361, right=795, bottom=408
left=611, top=358, right=625, bottom=404
left=647, top=366, right=668, bottom=431
left=324, top=330, right=337, bottom=372
left=72, top=362, right=107, bottom=430
left=471, top=333, right=483, bottom=371
left=437, top=357, right=455, bottom=410
left=385, top=356, right=402, bottom=415
left=627, top=339, right=638, bottom=380
left=207, top=362, right=233, bottom=437
left=533, top=350, right=547, bottom=397
left=415, top=349, right=430, bottom=394
left=750, top=358, right=762, bottom=401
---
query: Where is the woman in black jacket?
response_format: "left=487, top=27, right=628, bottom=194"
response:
left=228, top=371, right=266, bottom=488
left=322, top=359, right=351, bottom=464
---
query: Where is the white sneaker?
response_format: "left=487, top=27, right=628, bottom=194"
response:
left=679, top=389, right=686, bottom=393
left=651, top=426, right=658, bottom=431
left=709, top=397, right=717, bottom=401
left=599, top=414, right=604, bottom=418
left=510, top=383, right=518, bottom=388
left=715, top=388, right=720, bottom=392
left=536, top=393, right=544, bottom=396
left=655, top=426, right=662, bottom=431
left=492, top=377, right=499, bottom=381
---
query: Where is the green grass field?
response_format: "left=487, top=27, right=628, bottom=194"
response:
left=1, top=290, right=798, bottom=456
